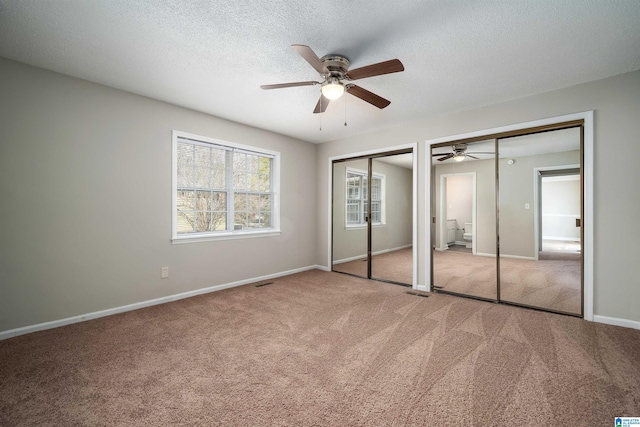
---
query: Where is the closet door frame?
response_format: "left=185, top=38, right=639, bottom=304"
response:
left=428, top=113, right=592, bottom=319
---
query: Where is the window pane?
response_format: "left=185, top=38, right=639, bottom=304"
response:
left=211, top=211, right=226, bottom=231
left=261, top=212, right=272, bottom=228
left=347, top=201, right=360, bottom=224
left=177, top=210, right=195, bottom=233
left=194, top=166, right=211, bottom=188
left=212, top=166, right=225, bottom=190
left=177, top=143, right=194, bottom=187
left=194, top=145, right=210, bottom=167
left=195, top=191, right=213, bottom=211
left=234, top=212, right=248, bottom=229
left=259, top=157, right=271, bottom=176
left=347, top=174, right=361, bottom=200
left=195, top=211, right=212, bottom=232
left=246, top=173, right=260, bottom=192
left=234, top=152, right=247, bottom=171
left=258, top=174, right=271, bottom=192
left=259, top=194, right=271, bottom=211
left=363, top=178, right=368, bottom=201
left=212, top=192, right=226, bottom=211
left=371, top=201, right=381, bottom=223
left=234, top=192, right=248, bottom=212
left=177, top=190, right=194, bottom=211
left=233, top=172, right=247, bottom=191
left=372, top=178, right=381, bottom=201
left=247, top=194, right=260, bottom=212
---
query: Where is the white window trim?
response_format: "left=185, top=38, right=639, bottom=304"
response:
left=345, top=167, right=386, bottom=228
left=171, top=130, right=281, bottom=243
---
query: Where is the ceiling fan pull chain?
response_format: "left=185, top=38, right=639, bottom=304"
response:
left=344, top=94, right=348, bottom=126
left=319, top=91, right=323, bottom=131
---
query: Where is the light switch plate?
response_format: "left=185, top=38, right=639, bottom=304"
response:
left=161, top=266, right=169, bottom=279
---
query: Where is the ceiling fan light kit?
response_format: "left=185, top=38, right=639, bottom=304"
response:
left=321, top=78, right=345, bottom=100
left=261, top=44, right=404, bottom=114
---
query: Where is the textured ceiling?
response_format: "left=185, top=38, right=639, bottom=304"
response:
left=1, top=1, right=639, bottom=144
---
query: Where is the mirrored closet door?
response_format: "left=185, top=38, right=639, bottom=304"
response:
left=332, top=158, right=369, bottom=278
left=498, top=127, right=582, bottom=315
left=431, top=140, right=497, bottom=300
left=431, top=121, right=584, bottom=317
left=332, top=150, right=414, bottom=286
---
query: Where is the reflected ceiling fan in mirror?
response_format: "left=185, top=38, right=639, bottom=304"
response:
left=432, top=143, right=495, bottom=162
left=260, top=44, right=404, bottom=114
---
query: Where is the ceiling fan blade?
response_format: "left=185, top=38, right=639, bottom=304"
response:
left=432, top=153, right=451, bottom=157
left=346, top=85, right=391, bottom=109
left=313, top=94, right=330, bottom=114
left=260, top=81, right=319, bottom=90
left=292, top=44, right=329, bottom=75
left=437, top=154, right=455, bottom=162
left=466, top=151, right=495, bottom=155
left=346, top=59, right=404, bottom=81
left=466, top=155, right=480, bottom=160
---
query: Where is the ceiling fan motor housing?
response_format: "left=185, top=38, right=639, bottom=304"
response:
left=320, top=54, right=350, bottom=79
left=453, top=143, right=468, bottom=154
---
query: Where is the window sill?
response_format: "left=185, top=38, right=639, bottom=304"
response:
left=172, top=229, right=281, bottom=244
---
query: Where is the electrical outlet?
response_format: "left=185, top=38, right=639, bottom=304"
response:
left=161, top=266, right=169, bottom=279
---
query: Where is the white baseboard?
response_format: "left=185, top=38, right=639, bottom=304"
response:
left=475, top=252, right=535, bottom=261
left=475, top=252, right=496, bottom=258
left=501, top=254, right=536, bottom=261
left=333, top=244, right=412, bottom=265
left=314, top=264, right=331, bottom=272
left=593, top=315, right=640, bottom=330
left=0, top=265, right=322, bottom=341
left=542, top=236, right=580, bottom=242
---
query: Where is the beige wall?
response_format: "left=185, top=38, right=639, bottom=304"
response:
left=542, top=179, right=581, bottom=240
left=317, top=70, right=640, bottom=323
left=332, top=158, right=412, bottom=261
left=0, top=58, right=317, bottom=332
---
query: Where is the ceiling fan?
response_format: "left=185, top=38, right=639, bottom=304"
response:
left=260, top=44, right=404, bottom=114
left=432, top=144, right=495, bottom=162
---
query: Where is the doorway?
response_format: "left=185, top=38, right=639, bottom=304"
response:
left=332, top=149, right=415, bottom=286
left=438, top=172, right=477, bottom=254
left=534, top=167, right=581, bottom=260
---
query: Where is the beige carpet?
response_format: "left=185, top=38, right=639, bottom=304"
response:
left=1, top=270, right=639, bottom=426
left=434, top=250, right=581, bottom=315
left=334, top=247, right=413, bottom=284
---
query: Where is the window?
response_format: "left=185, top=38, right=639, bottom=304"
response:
left=172, top=131, right=280, bottom=242
left=346, top=168, right=385, bottom=227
